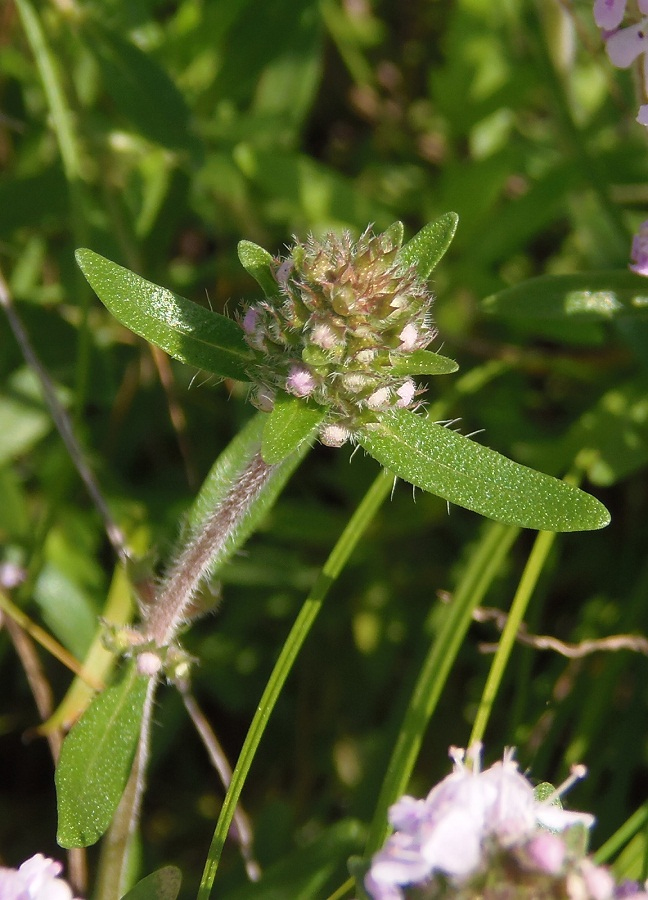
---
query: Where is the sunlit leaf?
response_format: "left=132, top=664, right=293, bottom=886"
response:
left=76, top=250, right=254, bottom=381
left=56, top=664, right=149, bottom=848
left=483, top=271, right=648, bottom=320
left=397, top=212, right=459, bottom=278
left=261, top=393, right=325, bottom=464
left=358, top=409, right=610, bottom=532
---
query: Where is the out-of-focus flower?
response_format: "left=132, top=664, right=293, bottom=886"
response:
left=0, top=855, right=78, bottom=900
left=630, top=220, right=648, bottom=276
left=365, top=746, right=599, bottom=900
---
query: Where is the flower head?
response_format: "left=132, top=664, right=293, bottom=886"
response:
left=240, top=226, right=436, bottom=446
left=365, top=746, right=597, bottom=900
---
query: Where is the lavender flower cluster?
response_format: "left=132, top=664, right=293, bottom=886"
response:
left=594, top=1, right=648, bottom=276
left=240, top=225, right=435, bottom=447
left=0, top=854, right=79, bottom=900
left=365, top=746, right=647, bottom=900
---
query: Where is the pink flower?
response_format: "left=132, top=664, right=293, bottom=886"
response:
left=285, top=364, right=316, bottom=398
left=0, top=856, right=77, bottom=900
left=637, top=103, right=648, bottom=123
left=521, top=832, right=567, bottom=875
left=630, top=220, right=648, bottom=276
left=594, top=0, right=627, bottom=30
left=395, top=380, right=416, bottom=408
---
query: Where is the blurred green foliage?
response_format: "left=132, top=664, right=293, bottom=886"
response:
left=2, top=0, right=648, bottom=896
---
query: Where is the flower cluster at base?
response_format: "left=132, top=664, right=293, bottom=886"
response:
left=365, top=746, right=647, bottom=900
left=0, top=854, right=79, bottom=900
left=240, top=225, right=435, bottom=447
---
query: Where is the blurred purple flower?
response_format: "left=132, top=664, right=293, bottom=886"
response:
left=0, top=855, right=77, bottom=900
left=365, top=746, right=594, bottom=899
left=630, top=220, right=648, bottom=276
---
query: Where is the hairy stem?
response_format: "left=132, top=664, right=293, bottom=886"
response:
left=144, top=451, right=276, bottom=646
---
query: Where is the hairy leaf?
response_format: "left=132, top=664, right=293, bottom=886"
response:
left=76, top=250, right=254, bottom=381
left=397, top=212, right=459, bottom=278
left=388, top=349, right=458, bottom=376
left=261, top=393, right=325, bottom=464
left=359, top=409, right=610, bottom=532
left=56, top=665, right=149, bottom=848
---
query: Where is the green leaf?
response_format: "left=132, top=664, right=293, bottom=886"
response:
left=237, top=240, right=282, bottom=299
left=76, top=250, right=254, bottom=381
left=389, top=349, right=459, bottom=376
left=84, top=22, right=199, bottom=155
left=358, top=409, right=610, bottom=532
left=382, top=220, right=405, bottom=248
left=483, top=271, right=648, bottom=321
left=120, top=867, right=182, bottom=900
left=56, top=664, right=150, bottom=848
left=261, top=393, right=325, bottom=464
left=397, top=212, right=459, bottom=279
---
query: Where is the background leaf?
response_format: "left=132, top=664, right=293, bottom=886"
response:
left=483, top=271, right=648, bottom=321
left=120, top=866, right=182, bottom=900
left=81, top=22, right=200, bottom=156
left=56, top=665, right=149, bottom=848
left=359, top=409, right=610, bottom=532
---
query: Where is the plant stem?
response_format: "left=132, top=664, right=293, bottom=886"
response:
left=144, top=451, right=276, bottom=646
left=197, top=467, right=394, bottom=900
left=469, top=528, right=557, bottom=747
left=365, top=520, right=518, bottom=855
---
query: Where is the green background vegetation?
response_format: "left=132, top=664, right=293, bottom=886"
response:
left=2, top=0, right=648, bottom=896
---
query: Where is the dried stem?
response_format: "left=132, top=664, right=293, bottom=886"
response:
left=144, top=451, right=276, bottom=646
left=474, top=606, right=648, bottom=658
left=0, top=265, right=131, bottom=567
left=179, top=682, right=261, bottom=882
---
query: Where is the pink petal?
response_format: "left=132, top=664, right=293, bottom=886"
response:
left=637, top=104, right=648, bottom=125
